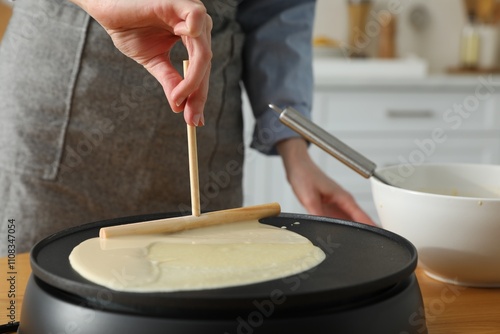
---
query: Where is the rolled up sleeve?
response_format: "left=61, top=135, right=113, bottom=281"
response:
left=237, top=0, right=316, bottom=155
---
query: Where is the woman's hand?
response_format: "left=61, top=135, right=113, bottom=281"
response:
left=277, top=138, right=376, bottom=226
left=70, top=0, right=212, bottom=126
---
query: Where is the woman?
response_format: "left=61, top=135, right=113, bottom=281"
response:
left=0, top=0, right=373, bottom=255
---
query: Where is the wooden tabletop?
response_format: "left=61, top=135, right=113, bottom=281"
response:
left=1, top=253, right=500, bottom=332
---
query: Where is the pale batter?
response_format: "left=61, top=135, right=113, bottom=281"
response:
left=69, top=220, right=325, bottom=292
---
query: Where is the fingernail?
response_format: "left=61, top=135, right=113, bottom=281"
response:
left=193, top=114, right=205, bottom=127
left=176, top=98, right=185, bottom=107
left=193, top=114, right=201, bottom=127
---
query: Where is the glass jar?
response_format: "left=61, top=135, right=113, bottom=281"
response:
left=460, top=23, right=481, bottom=68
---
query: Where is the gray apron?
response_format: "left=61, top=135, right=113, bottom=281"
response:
left=0, top=0, right=245, bottom=254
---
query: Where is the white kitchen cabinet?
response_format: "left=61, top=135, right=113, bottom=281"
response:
left=242, top=72, right=500, bottom=223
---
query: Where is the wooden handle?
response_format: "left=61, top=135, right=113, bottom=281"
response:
left=99, top=202, right=281, bottom=238
left=187, top=124, right=200, bottom=216
left=184, top=60, right=201, bottom=216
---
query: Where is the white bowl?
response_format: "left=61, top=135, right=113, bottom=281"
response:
left=371, top=163, right=500, bottom=287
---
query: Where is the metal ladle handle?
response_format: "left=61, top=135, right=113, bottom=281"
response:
left=270, top=104, right=389, bottom=184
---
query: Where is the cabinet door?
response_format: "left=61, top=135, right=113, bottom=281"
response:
left=312, top=90, right=500, bottom=132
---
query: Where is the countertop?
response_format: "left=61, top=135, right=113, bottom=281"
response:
left=1, top=253, right=500, bottom=333
left=312, top=58, right=500, bottom=91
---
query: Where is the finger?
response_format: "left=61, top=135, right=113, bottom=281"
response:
left=144, top=33, right=211, bottom=118
left=183, top=62, right=210, bottom=126
left=313, top=181, right=376, bottom=225
left=171, top=55, right=209, bottom=111
left=171, top=16, right=212, bottom=101
left=334, top=196, right=377, bottom=226
left=296, top=185, right=325, bottom=217
left=144, top=54, right=186, bottom=113
left=172, top=20, right=212, bottom=124
left=186, top=19, right=211, bottom=126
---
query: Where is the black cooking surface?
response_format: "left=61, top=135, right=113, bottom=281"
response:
left=30, top=213, right=417, bottom=317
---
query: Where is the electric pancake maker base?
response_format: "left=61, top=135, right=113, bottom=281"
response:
left=18, top=213, right=428, bottom=334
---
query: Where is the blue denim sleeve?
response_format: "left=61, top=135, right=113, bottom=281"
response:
left=237, top=0, right=316, bottom=155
